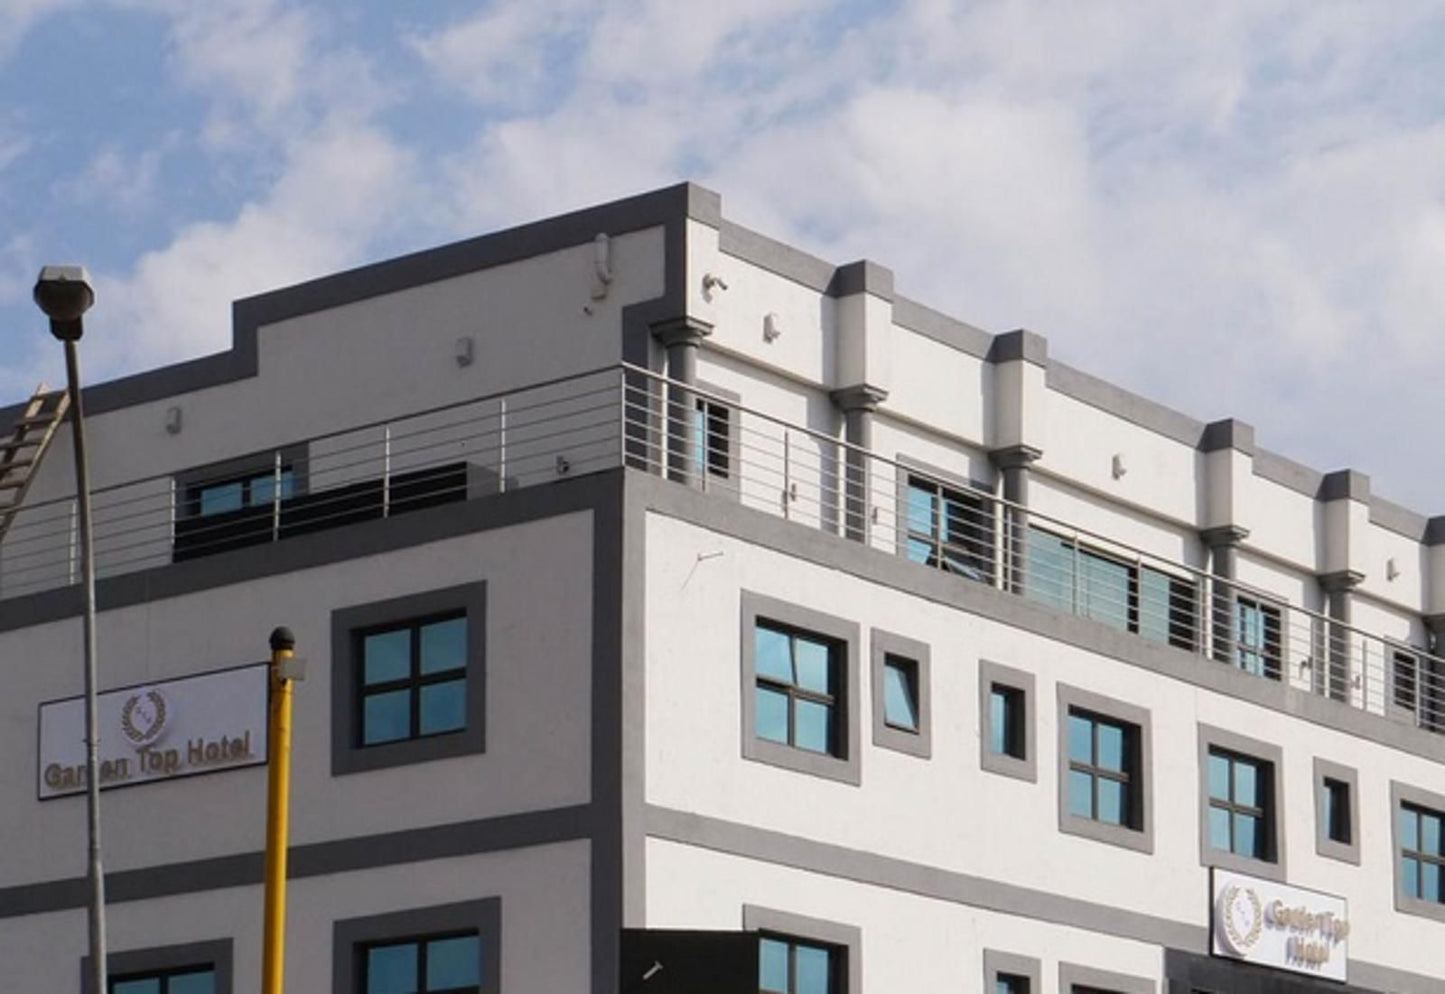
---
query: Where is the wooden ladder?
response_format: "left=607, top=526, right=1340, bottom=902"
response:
left=0, top=385, right=71, bottom=543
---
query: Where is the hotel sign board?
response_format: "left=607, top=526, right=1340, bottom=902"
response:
left=1211, top=868, right=1349, bottom=982
left=38, top=664, right=268, bottom=799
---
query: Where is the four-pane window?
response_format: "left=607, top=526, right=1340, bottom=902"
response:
left=1208, top=749, right=1271, bottom=860
left=1400, top=803, right=1445, bottom=904
left=360, top=614, right=469, bottom=746
left=111, top=969, right=216, bottom=994
left=364, top=933, right=481, bottom=994
left=1067, top=710, right=1137, bottom=827
left=755, top=622, right=840, bottom=755
left=1234, top=596, right=1282, bottom=680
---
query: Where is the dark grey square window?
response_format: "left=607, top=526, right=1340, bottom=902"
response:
left=996, top=974, right=1029, bottom=994
left=332, top=583, right=487, bottom=776
left=1313, top=758, right=1359, bottom=864
left=84, top=940, right=232, bottom=994
left=1197, top=725, right=1284, bottom=880
left=984, top=950, right=1040, bottom=994
left=1057, top=685, right=1152, bottom=852
left=1058, top=963, right=1154, bottom=994
left=904, top=475, right=993, bottom=584
left=742, top=592, right=860, bottom=784
left=112, top=968, right=217, bottom=994
left=870, top=629, right=931, bottom=758
left=334, top=899, right=499, bottom=994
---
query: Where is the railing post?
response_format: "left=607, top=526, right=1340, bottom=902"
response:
left=782, top=431, right=792, bottom=520
left=271, top=451, right=283, bottom=541
left=499, top=398, right=508, bottom=492
left=68, top=497, right=78, bottom=586
left=381, top=426, right=392, bottom=518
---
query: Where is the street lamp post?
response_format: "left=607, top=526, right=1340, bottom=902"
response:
left=34, top=265, right=106, bottom=994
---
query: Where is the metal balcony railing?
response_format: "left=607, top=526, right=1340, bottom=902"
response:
left=2, top=363, right=1441, bottom=734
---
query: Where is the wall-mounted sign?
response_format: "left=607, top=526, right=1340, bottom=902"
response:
left=38, top=663, right=268, bottom=799
left=1211, top=868, right=1349, bottom=982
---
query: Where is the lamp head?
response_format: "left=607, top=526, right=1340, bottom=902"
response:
left=34, top=265, right=95, bottom=341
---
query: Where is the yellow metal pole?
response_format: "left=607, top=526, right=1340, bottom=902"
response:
left=262, top=626, right=297, bottom=994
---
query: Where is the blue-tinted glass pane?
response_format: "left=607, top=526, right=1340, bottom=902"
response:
left=989, top=690, right=1008, bottom=755
left=364, top=629, right=412, bottom=684
left=251, top=469, right=294, bottom=507
left=759, top=939, right=789, bottom=992
left=368, top=943, right=419, bottom=994
left=906, top=536, right=933, bottom=564
left=1069, top=770, right=1094, bottom=818
left=794, top=638, right=832, bottom=695
left=1401, top=808, right=1419, bottom=851
left=419, top=679, right=466, bottom=735
left=1098, top=778, right=1126, bottom=825
left=1138, top=568, right=1172, bottom=644
left=1234, top=812, right=1260, bottom=858
left=199, top=481, right=244, bottom=516
left=426, top=935, right=480, bottom=989
left=1068, top=714, right=1093, bottom=763
left=1424, top=862, right=1443, bottom=902
left=1234, top=759, right=1259, bottom=807
left=1209, top=806, right=1231, bottom=851
left=363, top=689, right=411, bottom=745
left=756, top=688, right=789, bottom=744
left=907, top=485, right=935, bottom=536
left=1025, top=529, right=1073, bottom=612
left=795, top=944, right=831, bottom=994
left=692, top=407, right=706, bottom=466
left=113, top=981, right=161, bottom=994
left=996, top=978, right=1024, bottom=994
left=1080, top=551, right=1130, bottom=631
left=883, top=660, right=918, bottom=731
left=420, top=617, right=467, bottom=674
left=1403, top=856, right=1421, bottom=898
left=795, top=699, right=833, bottom=753
left=1096, top=722, right=1125, bottom=772
left=755, top=627, right=794, bottom=684
left=1323, top=783, right=1338, bottom=839
left=1423, top=813, right=1442, bottom=855
left=1207, top=753, right=1231, bottom=800
left=168, top=971, right=216, bottom=994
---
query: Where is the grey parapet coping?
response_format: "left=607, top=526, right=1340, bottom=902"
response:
left=891, top=295, right=993, bottom=357
left=827, top=259, right=894, bottom=301
left=1198, top=418, right=1256, bottom=455
left=1044, top=359, right=1205, bottom=444
left=1319, top=468, right=1371, bottom=502
left=987, top=327, right=1048, bottom=366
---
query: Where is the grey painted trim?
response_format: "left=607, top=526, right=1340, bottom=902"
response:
left=1058, top=961, right=1155, bottom=994
left=1312, top=757, right=1360, bottom=865
left=1390, top=779, right=1445, bottom=925
left=0, top=467, right=620, bottom=633
left=743, top=904, right=862, bottom=994
left=988, top=329, right=1048, bottom=366
left=1253, top=448, right=1323, bottom=498
left=3, top=804, right=591, bottom=919
left=891, top=295, right=993, bottom=358
left=831, top=384, right=888, bottom=412
left=332, top=897, right=501, bottom=994
left=1045, top=361, right=1204, bottom=446
left=330, top=582, right=488, bottom=775
left=83, top=938, right=233, bottom=994
left=1426, top=516, right=1445, bottom=547
left=984, top=949, right=1041, bottom=994
left=630, top=470, right=1445, bottom=767
left=1197, top=724, right=1287, bottom=881
left=827, top=259, right=894, bottom=301
left=1318, top=469, right=1370, bottom=503
left=1200, top=524, right=1249, bottom=550
left=1056, top=683, right=1155, bottom=854
left=739, top=590, right=862, bottom=785
left=869, top=628, right=932, bottom=758
left=1198, top=419, right=1257, bottom=456
left=1369, top=496, right=1428, bottom=541
left=717, top=219, right=835, bottom=291
left=978, top=659, right=1037, bottom=782
left=646, top=804, right=1205, bottom=950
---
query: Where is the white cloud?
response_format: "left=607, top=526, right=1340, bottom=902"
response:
left=54, top=142, right=169, bottom=214
left=0, top=0, right=75, bottom=61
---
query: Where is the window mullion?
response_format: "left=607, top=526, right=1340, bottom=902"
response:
left=410, top=624, right=423, bottom=738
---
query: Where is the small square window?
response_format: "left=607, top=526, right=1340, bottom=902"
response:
left=1057, top=684, right=1152, bottom=853
left=744, top=906, right=858, bottom=994
left=332, top=584, right=487, bottom=776
left=364, top=933, right=481, bottom=993
left=1058, top=963, right=1154, bottom=994
left=1197, top=725, right=1285, bottom=880
left=984, top=951, right=1040, bottom=994
left=980, top=661, right=1035, bottom=782
left=83, top=940, right=232, bottom=994
left=870, top=629, right=931, bottom=758
left=333, top=899, right=499, bottom=994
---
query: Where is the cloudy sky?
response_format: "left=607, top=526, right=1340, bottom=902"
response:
left=1, top=1, right=1442, bottom=510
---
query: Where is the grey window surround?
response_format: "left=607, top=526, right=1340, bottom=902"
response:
left=894, top=453, right=996, bottom=582
left=1056, top=683, right=1154, bottom=854
left=1390, top=780, right=1445, bottom=924
left=82, top=938, right=233, bottom=994
left=869, top=628, right=931, bottom=758
left=743, top=904, right=861, bottom=994
left=1058, top=961, right=1155, bottom=994
left=740, top=590, right=861, bottom=786
left=332, top=582, right=488, bottom=776
left=694, top=379, right=741, bottom=502
left=332, top=897, right=501, bottom=994
left=1196, top=724, right=1286, bottom=881
left=984, top=949, right=1040, bottom=994
left=174, top=443, right=311, bottom=511
left=979, top=659, right=1036, bottom=782
left=1313, top=757, right=1360, bottom=865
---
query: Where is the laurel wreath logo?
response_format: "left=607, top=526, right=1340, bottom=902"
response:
left=120, top=690, right=168, bottom=745
left=1219, top=883, right=1264, bottom=954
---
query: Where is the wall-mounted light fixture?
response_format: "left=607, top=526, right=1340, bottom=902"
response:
left=455, top=336, right=475, bottom=367
left=591, top=233, right=612, bottom=300
left=702, top=272, right=728, bottom=300
left=763, top=313, right=781, bottom=343
left=1111, top=453, right=1127, bottom=479
left=1387, top=558, right=1401, bottom=581
left=164, top=406, right=183, bottom=435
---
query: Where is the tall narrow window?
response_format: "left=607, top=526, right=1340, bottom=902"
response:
left=755, top=622, right=841, bottom=756
left=693, top=399, right=731, bottom=482
left=1235, top=596, right=1282, bottom=679
left=881, top=654, right=919, bottom=733
left=990, top=685, right=1026, bottom=760
left=1323, top=778, right=1351, bottom=846
left=1067, top=710, right=1137, bottom=827
left=905, top=476, right=993, bottom=583
left=1208, top=749, right=1272, bottom=860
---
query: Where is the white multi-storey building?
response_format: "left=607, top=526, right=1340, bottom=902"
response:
left=2, top=183, right=1443, bottom=994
